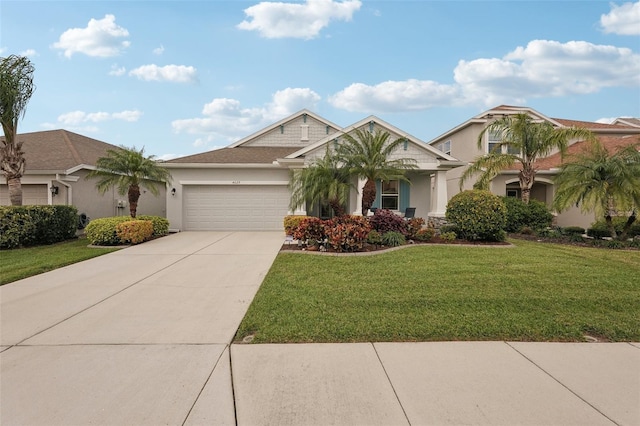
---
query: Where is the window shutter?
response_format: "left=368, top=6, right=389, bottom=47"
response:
left=399, top=180, right=410, bottom=211
left=372, top=180, right=381, bottom=208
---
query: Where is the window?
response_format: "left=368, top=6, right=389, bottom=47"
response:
left=436, top=140, right=451, bottom=155
left=488, top=131, right=501, bottom=153
left=381, top=180, right=399, bottom=210
left=506, top=189, right=520, bottom=198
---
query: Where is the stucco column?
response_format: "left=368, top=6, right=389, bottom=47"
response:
left=352, top=177, right=366, bottom=216
left=429, top=171, right=448, bottom=216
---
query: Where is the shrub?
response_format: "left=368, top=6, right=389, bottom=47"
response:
left=569, top=234, right=585, bottom=243
left=366, top=230, right=383, bottom=245
left=587, top=217, right=640, bottom=239
left=405, top=217, right=426, bottom=238
left=414, top=227, right=435, bottom=242
left=520, top=226, right=535, bottom=235
left=630, top=239, right=640, bottom=249
left=446, top=190, right=506, bottom=241
left=116, top=220, right=154, bottom=244
left=0, top=205, right=78, bottom=249
left=381, top=231, right=405, bottom=247
left=562, top=226, right=585, bottom=236
left=137, top=215, right=169, bottom=237
left=606, top=240, right=625, bottom=249
left=292, top=217, right=326, bottom=244
left=439, top=231, right=457, bottom=242
left=502, top=197, right=553, bottom=233
left=0, top=207, right=36, bottom=249
left=325, top=216, right=371, bottom=252
left=438, top=224, right=459, bottom=235
left=283, top=215, right=307, bottom=236
left=85, top=216, right=132, bottom=246
left=369, top=209, right=408, bottom=235
left=537, top=227, right=562, bottom=238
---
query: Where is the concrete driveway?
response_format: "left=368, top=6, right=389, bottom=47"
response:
left=1, top=231, right=284, bottom=425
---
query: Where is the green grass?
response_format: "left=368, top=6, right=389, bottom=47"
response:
left=1, top=238, right=120, bottom=285
left=236, top=240, right=640, bottom=343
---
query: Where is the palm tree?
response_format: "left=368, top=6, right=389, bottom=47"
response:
left=460, top=113, right=595, bottom=204
left=87, top=146, right=172, bottom=218
left=1, top=55, right=35, bottom=205
left=289, top=148, right=351, bottom=217
left=552, top=139, right=640, bottom=240
left=337, top=129, right=416, bottom=215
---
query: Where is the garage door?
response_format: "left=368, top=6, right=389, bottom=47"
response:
left=183, top=185, right=291, bottom=231
left=0, top=184, right=48, bottom=205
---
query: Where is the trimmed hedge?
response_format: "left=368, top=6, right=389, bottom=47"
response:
left=587, top=217, right=640, bottom=239
left=502, top=197, right=553, bottom=233
left=446, top=190, right=506, bottom=241
left=0, top=205, right=78, bottom=249
left=283, top=215, right=307, bottom=236
left=116, top=220, right=154, bottom=244
left=137, top=215, right=169, bottom=237
left=369, top=209, right=408, bottom=235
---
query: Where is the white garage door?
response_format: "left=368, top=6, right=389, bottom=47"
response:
left=183, top=185, right=290, bottom=231
left=0, top=184, right=48, bottom=205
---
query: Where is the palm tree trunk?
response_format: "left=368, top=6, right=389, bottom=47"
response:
left=619, top=212, right=636, bottom=241
left=362, top=179, right=376, bottom=215
left=328, top=198, right=346, bottom=217
left=128, top=184, right=140, bottom=218
left=519, top=168, right=535, bottom=205
left=7, top=176, right=23, bottom=206
left=606, top=197, right=617, bottom=239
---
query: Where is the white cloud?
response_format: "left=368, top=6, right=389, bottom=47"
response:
left=172, top=87, right=321, bottom=147
left=329, top=79, right=460, bottom=113
left=52, top=14, right=130, bottom=58
left=330, top=39, right=640, bottom=112
left=596, top=117, right=617, bottom=124
left=600, top=1, right=640, bottom=35
left=57, top=110, right=142, bottom=125
left=456, top=40, right=640, bottom=106
left=153, top=45, right=165, bottom=55
left=157, top=153, right=181, bottom=161
left=237, top=0, right=362, bottom=39
left=129, top=64, right=198, bottom=83
left=20, top=49, right=37, bottom=57
left=0, top=47, right=6, bottom=55
left=109, top=64, right=126, bottom=76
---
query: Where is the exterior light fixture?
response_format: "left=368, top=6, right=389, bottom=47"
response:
left=171, top=188, right=176, bottom=196
left=50, top=186, right=59, bottom=196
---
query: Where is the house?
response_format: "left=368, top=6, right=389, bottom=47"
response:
left=0, top=130, right=166, bottom=220
left=163, top=110, right=464, bottom=231
left=427, top=106, right=640, bottom=229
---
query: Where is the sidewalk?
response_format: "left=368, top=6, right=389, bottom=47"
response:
left=1, top=232, right=638, bottom=425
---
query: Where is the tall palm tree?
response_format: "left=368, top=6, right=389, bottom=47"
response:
left=460, top=113, right=595, bottom=204
left=289, top=148, right=351, bottom=217
left=87, top=146, right=172, bottom=218
left=552, top=139, right=640, bottom=240
left=337, top=129, right=416, bottom=215
left=1, top=55, right=35, bottom=205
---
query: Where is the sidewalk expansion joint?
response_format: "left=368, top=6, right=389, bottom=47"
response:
left=371, top=342, right=412, bottom=426
left=505, top=342, right=621, bottom=426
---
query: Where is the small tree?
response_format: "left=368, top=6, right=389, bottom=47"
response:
left=460, top=113, right=595, bottom=204
left=289, top=148, right=350, bottom=217
left=0, top=55, right=36, bottom=205
left=337, top=129, right=416, bottom=215
left=446, top=190, right=506, bottom=241
left=87, top=146, right=172, bottom=218
left=553, top=139, right=640, bottom=240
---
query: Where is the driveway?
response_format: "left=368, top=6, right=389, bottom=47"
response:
left=0, top=231, right=284, bottom=425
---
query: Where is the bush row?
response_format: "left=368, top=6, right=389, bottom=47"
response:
left=85, top=215, right=169, bottom=246
left=0, top=205, right=78, bottom=249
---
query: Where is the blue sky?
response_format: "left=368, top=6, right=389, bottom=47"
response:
left=2, top=0, right=639, bottom=160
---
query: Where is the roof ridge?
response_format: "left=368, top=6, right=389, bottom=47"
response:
left=60, top=130, right=83, bottom=164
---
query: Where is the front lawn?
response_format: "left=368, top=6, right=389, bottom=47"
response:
left=0, top=238, right=119, bottom=285
left=236, top=239, right=640, bottom=343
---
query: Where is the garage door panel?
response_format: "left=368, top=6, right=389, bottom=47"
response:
left=183, top=185, right=290, bottom=231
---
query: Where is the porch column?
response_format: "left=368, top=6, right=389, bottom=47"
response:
left=429, top=171, right=448, bottom=216
left=352, top=177, right=366, bottom=216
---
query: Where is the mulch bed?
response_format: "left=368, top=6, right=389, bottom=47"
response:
left=281, top=237, right=511, bottom=253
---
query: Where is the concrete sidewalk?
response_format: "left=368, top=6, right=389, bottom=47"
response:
left=2, top=232, right=639, bottom=425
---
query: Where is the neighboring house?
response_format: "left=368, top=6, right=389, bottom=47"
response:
left=0, top=130, right=166, bottom=220
left=164, top=110, right=463, bottom=231
left=427, top=105, right=640, bottom=229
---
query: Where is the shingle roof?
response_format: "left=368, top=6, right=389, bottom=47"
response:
left=166, top=146, right=300, bottom=164
left=0, top=129, right=121, bottom=171
left=505, top=135, right=640, bottom=171
left=551, top=118, right=638, bottom=131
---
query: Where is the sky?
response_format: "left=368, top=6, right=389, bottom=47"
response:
left=1, top=0, right=639, bottom=161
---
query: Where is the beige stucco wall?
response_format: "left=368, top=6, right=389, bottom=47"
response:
left=408, top=172, right=431, bottom=219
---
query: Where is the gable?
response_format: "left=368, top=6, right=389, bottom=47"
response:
left=229, top=110, right=341, bottom=148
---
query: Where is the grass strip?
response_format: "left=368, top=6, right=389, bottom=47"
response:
left=1, top=238, right=119, bottom=285
left=236, top=239, right=640, bottom=343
